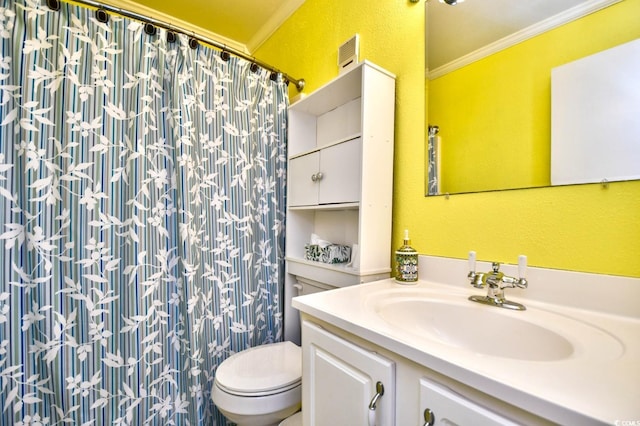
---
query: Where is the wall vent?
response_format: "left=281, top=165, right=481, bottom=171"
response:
left=338, top=34, right=359, bottom=74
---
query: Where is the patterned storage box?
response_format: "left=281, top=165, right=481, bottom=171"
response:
left=304, top=244, right=351, bottom=264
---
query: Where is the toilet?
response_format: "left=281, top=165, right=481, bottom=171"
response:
left=211, top=341, right=302, bottom=426
left=212, top=277, right=330, bottom=426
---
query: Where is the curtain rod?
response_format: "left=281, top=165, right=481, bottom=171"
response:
left=51, top=0, right=306, bottom=91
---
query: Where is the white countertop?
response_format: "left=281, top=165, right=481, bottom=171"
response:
left=292, top=256, right=640, bottom=425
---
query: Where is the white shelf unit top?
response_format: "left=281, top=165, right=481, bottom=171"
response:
left=288, top=61, right=395, bottom=158
left=290, top=60, right=395, bottom=116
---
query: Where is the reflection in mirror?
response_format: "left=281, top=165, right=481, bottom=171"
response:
left=551, top=39, right=640, bottom=186
left=425, top=0, right=639, bottom=196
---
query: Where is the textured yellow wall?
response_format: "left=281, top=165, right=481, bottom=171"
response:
left=254, top=0, right=425, bottom=102
left=254, top=0, right=427, bottom=262
left=258, top=0, right=639, bottom=278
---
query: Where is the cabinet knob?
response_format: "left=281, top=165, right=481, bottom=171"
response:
left=311, top=172, right=324, bottom=182
left=423, top=408, right=435, bottom=426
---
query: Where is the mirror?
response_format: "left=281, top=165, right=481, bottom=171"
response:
left=425, top=0, right=638, bottom=196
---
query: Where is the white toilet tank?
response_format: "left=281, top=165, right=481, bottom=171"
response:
left=296, top=276, right=336, bottom=296
left=285, top=275, right=340, bottom=346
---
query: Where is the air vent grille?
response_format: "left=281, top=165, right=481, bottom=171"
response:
left=338, top=34, right=359, bottom=73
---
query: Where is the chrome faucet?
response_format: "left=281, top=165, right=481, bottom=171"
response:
left=467, top=252, right=528, bottom=311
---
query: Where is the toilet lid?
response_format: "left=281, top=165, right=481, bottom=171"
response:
left=215, top=341, right=302, bottom=395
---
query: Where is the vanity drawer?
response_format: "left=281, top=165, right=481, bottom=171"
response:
left=419, top=378, right=519, bottom=426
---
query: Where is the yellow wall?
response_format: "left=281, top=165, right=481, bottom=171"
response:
left=254, top=0, right=427, bottom=260
left=258, top=0, right=639, bottom=278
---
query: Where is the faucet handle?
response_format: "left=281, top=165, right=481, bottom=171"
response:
left=517, top=255, right=528, bottom=288
left=518, top=255, right=527, bottom=279
left=491, top=262, right=500, bottom=272
left=467, top=251, right=484, bottom=288
left=468, top=251, right=476, bottom=273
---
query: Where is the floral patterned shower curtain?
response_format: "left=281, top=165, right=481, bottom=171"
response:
left=0, top=0, right=288, bottom=424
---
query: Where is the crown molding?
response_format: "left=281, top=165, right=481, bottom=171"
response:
left=246, top=0, right=306, bottom=53
left=427, top=0, right=623, bottom=80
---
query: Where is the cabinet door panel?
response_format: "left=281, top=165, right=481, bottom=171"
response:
left=312, top=349, right=371, bottom=426
left=318, top=138, right=362, bottom=204
left=303, top=321, right=395, bottom=426
left=419, top=378, right=519, bottom=426
left=289, top=152, right=320, bottom=206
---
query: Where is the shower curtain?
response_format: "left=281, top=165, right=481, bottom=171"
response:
left=0, top=1, right=288, bottom=424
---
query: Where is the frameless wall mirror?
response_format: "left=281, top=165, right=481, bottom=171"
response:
left=425, top=0, right=639, bottom=196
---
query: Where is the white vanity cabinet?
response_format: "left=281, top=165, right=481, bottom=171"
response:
left=284, top=61, right=396, bottom=343
left=300, top=317, right=552, bottom=426
left=302, top=321, right=395, bottom=426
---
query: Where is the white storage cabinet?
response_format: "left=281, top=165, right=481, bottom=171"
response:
left=284, top=62, right=396, bottom=343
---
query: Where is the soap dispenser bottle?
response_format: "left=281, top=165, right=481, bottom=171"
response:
left=395, top=229, right=418, bottom=284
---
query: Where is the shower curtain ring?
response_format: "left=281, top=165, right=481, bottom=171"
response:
left=46, top=0, right=61, bottom=11
left=189, top=36, right=199, bottom=49
left=96, top=8, right=109, bottom=23
left=220, top=45, right=231, bottom=61
left=144, top=22, right=157, bottom=35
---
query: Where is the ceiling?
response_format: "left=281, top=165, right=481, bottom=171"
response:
left=427, top=0, right=609, bottom=72
left=116, top=0, right=611, bottom=68
left=114, top=0, right=306, bottom=53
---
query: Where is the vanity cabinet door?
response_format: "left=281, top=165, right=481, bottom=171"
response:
left=302, top=321, right=395, bottom=426
left=419, top=378, right=519, bottom=426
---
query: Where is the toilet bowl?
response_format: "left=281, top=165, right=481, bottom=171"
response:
left=212, top=341, right=302, bottom=426
left=279, top=411, right=302, bottom=425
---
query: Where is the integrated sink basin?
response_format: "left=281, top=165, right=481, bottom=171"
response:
left=377, top=299, right=571, bottom=361
left=369, top=288, right=624, bottom=362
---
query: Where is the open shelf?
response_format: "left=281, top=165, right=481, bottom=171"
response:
left=288, top=203, right=359, bottom=211
left=286, top=257, right=392, bottom=288
left=289, top=134, right=362, bottom=160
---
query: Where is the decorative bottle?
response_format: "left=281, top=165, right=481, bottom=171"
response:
left=395, top=229, right=418, bottom=284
